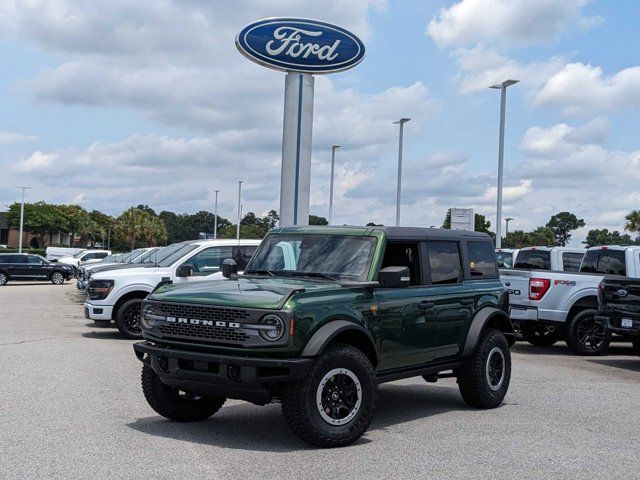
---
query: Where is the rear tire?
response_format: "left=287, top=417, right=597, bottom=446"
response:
left=0, top=272, right=7, bottom=285
left=281, top=344, right=377, bottom=448
left=565, top=309, right=611, bottom=356
left=50, top=272, right=65, bottom=285
left=458, top=328, right=511, bottom=409
left=115, top=298, right=144, bottom=339
left=520, top=322, right=561, bottom=347
left=141, top=364, right=226, bottom=421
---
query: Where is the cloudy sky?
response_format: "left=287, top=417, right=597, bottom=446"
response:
left=1, top=0, right=639, bottom=245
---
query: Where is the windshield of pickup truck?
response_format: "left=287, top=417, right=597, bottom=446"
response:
left=514, top=250, right=551, bottom=270
left=580, top=249, right=626, bottom=275
left=155, top=243, right=199, bottom=267
left=246, top=234, right=377, bottom=281
left=134, top=248, right=159, bottom=263
left=72, top=250, right=87, bottom=258
left=496, top=252, right=514, bottom=268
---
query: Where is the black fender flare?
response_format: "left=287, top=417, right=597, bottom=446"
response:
left=462, top=307, right=514, bottom=356
left=300, top=320, right=378, bottom=362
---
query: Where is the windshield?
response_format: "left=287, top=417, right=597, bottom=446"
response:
left=514, top=250, right=551, bottom=270
left=156, top=243, right=199, bottom=267
left=134, top=248, right=160, bottom=263
left=246, top=234, right=377, bottom=282
left=72, top=250, right=87, bottom=258
left=495, top=252, right=514, bottom=268
left=124, top=249, right=146, bottom=263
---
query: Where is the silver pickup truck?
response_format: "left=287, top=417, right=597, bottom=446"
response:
left=501, top=245, right=640, bottom=355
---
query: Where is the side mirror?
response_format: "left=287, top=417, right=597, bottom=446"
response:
left=378, top=266, right=411, bottom=288
left=221, top=258, right=238, bottom=278
left=176, top=264, right=194, bottom=277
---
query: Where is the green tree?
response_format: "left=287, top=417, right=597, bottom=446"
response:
left=309, top=215, right=328, bottom=225
left=503, top=230, right=530, bottom=248
left=624, top=210, right=640, bottom=238
left=529, top=226, right=556, bottom=246
left=583, top=228, right=635, bottom=247
left=116, top=207, right=149, bottom=249
left=546, top=212, right=585, bottom=246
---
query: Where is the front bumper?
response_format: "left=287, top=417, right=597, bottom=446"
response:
left=597, top=315, right=640, bottom=336
left=84, top=302, right=114, bottom=321
left=133, top=341, right=313, bottom=404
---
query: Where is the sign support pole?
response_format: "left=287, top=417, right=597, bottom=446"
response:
left=279, top=72, right=314, bottom=227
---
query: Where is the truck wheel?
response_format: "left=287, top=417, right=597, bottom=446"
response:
left=115, top=298, right=144, bottom=339
left=0, top=272, right=7, bottom=285
left=141, top=364, right=226, bottom=422
left=50, top=272, right=65, bottom=285
left=458, top=328, right=511, bottom=409
left=565, top=309, right=611, bottom=356
left=281, top=344, right=377, bottom=448
left=520, top=323, right=560, bottom=347
left=631, top=337, right=640, bottom=356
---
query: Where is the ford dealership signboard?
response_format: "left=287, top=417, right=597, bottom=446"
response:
left=236, top=18, right=365, bottom=74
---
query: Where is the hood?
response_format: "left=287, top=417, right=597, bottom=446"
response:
left=149, top=275, right=344, bottom=310
left=91, top=265, right=165, bottom=280
left=87, top=262, right=150, bottom=274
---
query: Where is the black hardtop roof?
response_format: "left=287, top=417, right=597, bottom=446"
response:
left=273, top=225, right=492, bottom=242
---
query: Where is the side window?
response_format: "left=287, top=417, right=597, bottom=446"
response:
left=466, top=241, right=497, bottom=278
left=183, top=246, right=234, bottom=276
left=597, top=253, right=626, bottom=276
left=14, top=255, right=27, bottom=264
left=81, top=253, right=94, bottom=260
left=96, top=252, right=109, bottom=259
left=380, top=242, right=422, bottom=286
left=28, top=255, right=42, bottom=265
left=562, top=252, right=584, bottom=272
left=427, top=241, right=462, bottom=285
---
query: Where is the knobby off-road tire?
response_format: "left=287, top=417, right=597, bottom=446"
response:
left=0, top=272, right=7, bottom=285
left=115, top=298, right=144, bottom=339
left=520, top=322, right=561, bottom=347
left=50, top=272, right=65, bottom=285
left=565, top=309, right=611, bottom=356
left=458, top=328, right=511, bottom=409
left=141, top=364, right=226, bottom=422
left=281, top=344, right=377, bottom=448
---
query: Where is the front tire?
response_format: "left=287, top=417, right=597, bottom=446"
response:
left=0, top=272, right=7, bottom=285
left=520, top=322, right=561, bottom=347
left=281, top=344, right=377, bottom=448
left=565, top=309, right=611, bottom=356
left=51, top=272, right=65, bottom=285
left=115, top=298, right=144, bottom=339
left=458, top=328, right=511, bottom=409
left=141, top=364, right=226, bottom=422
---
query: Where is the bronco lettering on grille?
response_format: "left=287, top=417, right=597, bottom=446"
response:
left=165, top=317, right=240, bottom=328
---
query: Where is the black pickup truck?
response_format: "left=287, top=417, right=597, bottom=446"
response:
left=597, top=275, right=640, bottom=355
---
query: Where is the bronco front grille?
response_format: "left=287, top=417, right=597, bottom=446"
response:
left=158, top=323, right=250, bottom=343
left=153, top=302, right=250, bottom=323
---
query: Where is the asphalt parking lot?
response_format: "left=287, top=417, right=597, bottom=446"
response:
left=1, top=282, right=639, bottom=480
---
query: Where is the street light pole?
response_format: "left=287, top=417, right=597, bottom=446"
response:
left=16, top=186, right=32, bottom=253
left=236, top=181, right=243, bottom=240
left=490, top=80, right=519, bottom=248
left=393, top=118, right=410, bottom=227
left=213, top=189, right=220, bottom=239
left=328, top=145, right=340, bottom=225
left=505, top=217, right=514, bottom=239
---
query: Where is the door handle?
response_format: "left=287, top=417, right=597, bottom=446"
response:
left=460, top=298, right=475, bottom=305
left=418, top=301, right=435, bottom=311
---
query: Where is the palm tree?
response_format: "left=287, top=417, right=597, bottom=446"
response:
left=624, top=210, right=640, bottom=237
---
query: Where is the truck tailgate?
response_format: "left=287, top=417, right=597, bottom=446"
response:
left=500, top=269, right=531, bottom=305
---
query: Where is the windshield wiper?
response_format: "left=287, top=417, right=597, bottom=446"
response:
left=288, top=271, right=337, bottom=281
left=244, top=269, right=276, bottom=277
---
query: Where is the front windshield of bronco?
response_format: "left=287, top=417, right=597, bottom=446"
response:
left=245, top=234, right=377, bottom=282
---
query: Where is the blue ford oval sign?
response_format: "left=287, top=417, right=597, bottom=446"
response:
left=236, top=18, right=365, bottom=74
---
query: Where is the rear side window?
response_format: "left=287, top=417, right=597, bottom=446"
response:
left=580, top=250, right=626, bottom=276
left=427, top=241, right=462, bottom=284
left=466, top=242, right=498, bottom=278
left=514, top=250, right=551, bottom=270
left=495, top=251, right=514, bottom=268
left=562, top=252, right=584, bottom=272
left=0, top=255, right=11, bottom=264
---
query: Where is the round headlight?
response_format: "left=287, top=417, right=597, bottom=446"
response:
left=259, top=314, right=285, bottom=342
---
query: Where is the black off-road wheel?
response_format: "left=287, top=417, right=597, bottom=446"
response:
left=141, top=364, right=226, bottom=422
left=520, top=322, right=561, bottom=347
left=115, top=298, right=144, bottom=339
left=458, top=328, right=511, bottom=409
left=50, top=272, right=65, bottom=285
left=565, top=309, right=611, bottom=356
left=281, top=344, right=377, bottom=448
left=0, top=272, right=7, bottom=286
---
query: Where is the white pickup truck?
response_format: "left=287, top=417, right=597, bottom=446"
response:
left=502, top=245, right=640, bottom=355
left=513, top=246, right=585, bottom=272
left=84, top=239, right=260, bottom=338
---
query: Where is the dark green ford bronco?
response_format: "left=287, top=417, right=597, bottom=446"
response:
left=134, top=226, right=513, bottom=447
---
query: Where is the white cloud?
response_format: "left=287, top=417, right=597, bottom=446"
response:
left=533, top=63, right=640, bottom=114
left=0, top=131, right=38, bottom=144
left=427, top=0, right=600, bottom=48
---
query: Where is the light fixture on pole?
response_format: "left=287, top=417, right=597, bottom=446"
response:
left=393, top=118, right=411, bottom=227
left=328, top=145, right=340, bottom=225
left=213, top=189, right=220, bottom=240
left=489, top=79, right=519, bottom=248
left=236, top=181, right=243, bottom=240
left=16, top=186, right=32, bottom=253
left=505, top=217, right=514, bottom=238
